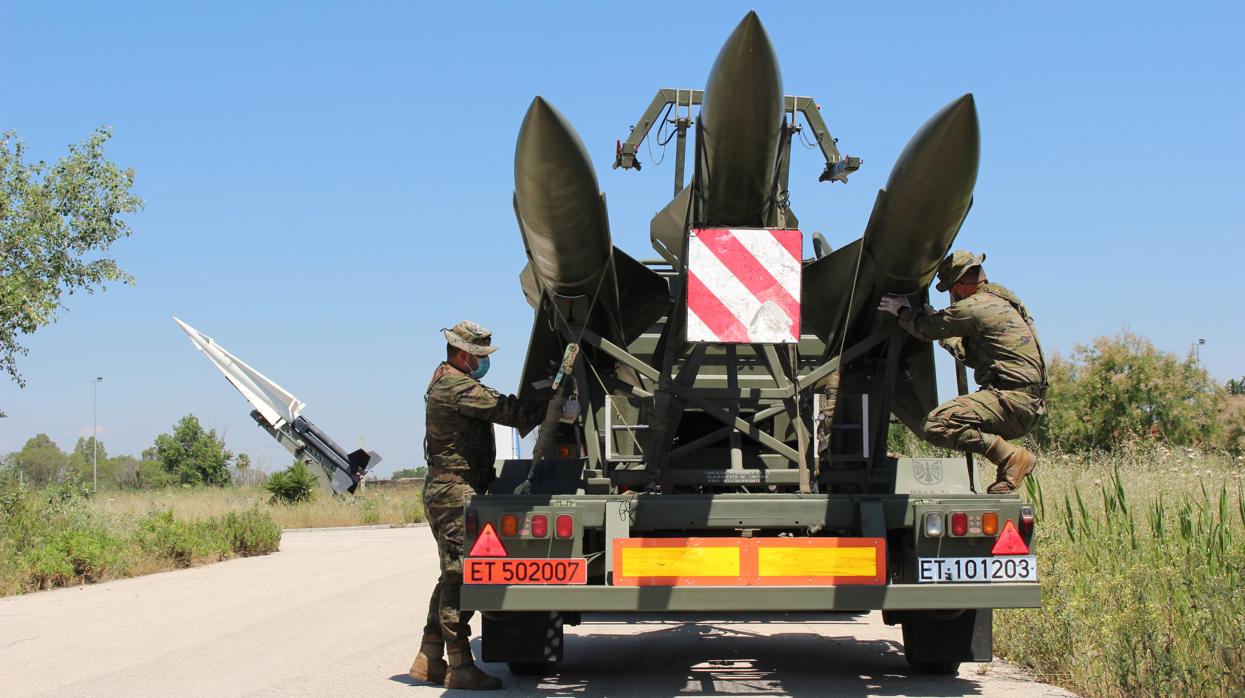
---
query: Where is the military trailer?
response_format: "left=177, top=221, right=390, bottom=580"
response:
left=460, top=12, right=1040, bottom=676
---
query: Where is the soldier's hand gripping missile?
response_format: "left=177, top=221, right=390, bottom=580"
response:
left=512, top=96, right=669, bottom=396
left=173, top=317, right=380, bottom=494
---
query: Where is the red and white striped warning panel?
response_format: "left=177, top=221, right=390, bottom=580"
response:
left=686, top=228, right=802, bottom=344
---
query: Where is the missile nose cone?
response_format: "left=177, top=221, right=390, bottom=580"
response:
left=515, top=96, right=600, bottom=199
left=888, top=92, right=980, bottom=195
left=698, top=11, right=784, bottom=226
left=514, top=96, right=612, bottom=292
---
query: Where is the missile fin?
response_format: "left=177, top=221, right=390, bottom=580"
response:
left=891, top=338, right=940, bottom=438
left=610, top=245, right=670, bottom=344
left=649, top=185, right=692, bottom=266
left=799, top=238, right=864, bottom=340
left=518, top=301, right=563, bottom=404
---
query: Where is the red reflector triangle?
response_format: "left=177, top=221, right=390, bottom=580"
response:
left=467, top=522, right=508, bottom=557
left=991, top=519, right=1030, bottom=555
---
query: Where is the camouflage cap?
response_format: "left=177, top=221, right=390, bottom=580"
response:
left=442, top=320, right=499, bottom=356
left=935, top=250, right=987, bottom=292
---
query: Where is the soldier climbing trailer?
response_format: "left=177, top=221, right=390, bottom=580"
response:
left=461, top=12, right=1040, bottom=676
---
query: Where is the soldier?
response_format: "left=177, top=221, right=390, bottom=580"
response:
left=878, top=251, right=1046, bottom=494
left=409, top=321, right=549, bottom=690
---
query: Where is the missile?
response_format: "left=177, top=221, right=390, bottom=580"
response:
left=801, top=93, right=980, bottom=432
left=647, top=12, right=789, bottom=258
left=512, top=97, right=669, bottom=395
left=803, top=93, right=980, bottom=342
left=514, top=97, right=614, bottom=296
left=696, top=10, right=785, bottom=227
left=173, top=317, right=380, bottom=494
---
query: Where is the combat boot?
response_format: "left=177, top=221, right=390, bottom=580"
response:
left=444, top=640, right=502, bottom=690
left=983, top=438, right=1037, bottom=494
left=408, top=634, right=447, bottom=684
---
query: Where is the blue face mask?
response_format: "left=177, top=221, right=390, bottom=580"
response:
left=470, top=355, right=490, bottom=380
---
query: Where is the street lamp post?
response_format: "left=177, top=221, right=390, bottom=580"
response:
left=93, top=376, right=103, bottom=492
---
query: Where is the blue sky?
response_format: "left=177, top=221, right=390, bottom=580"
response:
left=2, top=1, right=1241, bottom=475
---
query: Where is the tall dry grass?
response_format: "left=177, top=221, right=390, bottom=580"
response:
left=91, top=483, right=425, bottom=529
left=995, top=444, right=1245, bottom=697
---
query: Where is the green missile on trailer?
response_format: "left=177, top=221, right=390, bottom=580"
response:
left=463, top=11, right=1040, bottom=679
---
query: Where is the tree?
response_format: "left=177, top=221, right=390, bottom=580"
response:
left=152, top=415, right=234, bottom=486
left=392, top=466, right=428, bottom=479
left=1036, top=331, right=1224, bottom=451
left=11, top=433, right=68, bottom=487
left=67, top=436, right=111, bottom=483
left=0, top=128, right=143, bottom=405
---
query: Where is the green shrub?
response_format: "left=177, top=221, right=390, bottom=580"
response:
left=220, top=509, right=280, bottom=556
left=1037, top=332, right=1223, bottom=451
left=21, top=526, right=122, bottom=589
left=138, top=510, right=228, bottom=567
left=265, top=461, right=318, bottom=505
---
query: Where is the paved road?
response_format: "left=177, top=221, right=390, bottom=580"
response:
left=0, top=527, right=1073, bottom=697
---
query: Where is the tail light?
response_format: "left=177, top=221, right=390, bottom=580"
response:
left=982, top=512, right=999, bottom=536
left=923, top=512, right=945, bottom=538
left=1019, top=505, right=1036, bottom=537
left=465, top=509, right=478, bottom=536
left=555, top=513, right=574, bottom=539
left=950, top=512, right=968, bottom=537
left=530, top=514, right=548, bottom=538
left=500, top=514, right=519, bottom=537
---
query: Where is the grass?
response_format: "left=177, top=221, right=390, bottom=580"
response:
left=91, top=483, right=425, bottom=529
left=0, top=481, right=424, bottom=597
left=1, top=482, right=282, bottom=596
left=994, top=444, right=1245, bottom=697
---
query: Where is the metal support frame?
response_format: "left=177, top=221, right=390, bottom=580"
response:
left=578, top=323, right=905, bottom=489
left=614, top=89, right=860, bottom=185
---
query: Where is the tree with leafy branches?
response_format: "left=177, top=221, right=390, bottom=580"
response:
left=152, top=415, right=234, bottom=486
left=0, top=128, right=143, bottom=415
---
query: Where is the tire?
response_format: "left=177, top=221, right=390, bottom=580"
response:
left=507, top=661, right=556, bottom=676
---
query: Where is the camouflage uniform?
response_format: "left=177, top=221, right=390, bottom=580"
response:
left=897, top=282, right=1046, bottom=455
left=421, top=361, right=544, bottom=648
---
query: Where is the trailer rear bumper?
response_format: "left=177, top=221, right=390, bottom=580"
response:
left=462, top=582, right=1040, bottom=612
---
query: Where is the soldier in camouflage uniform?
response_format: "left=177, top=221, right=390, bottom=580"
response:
left=879, top=251, right=1046, bottom=494
left=409, top=321, right=546, bottom=690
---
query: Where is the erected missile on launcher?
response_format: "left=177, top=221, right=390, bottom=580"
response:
left=802, top=93, right=980, bottom=430
left=696, top=10, right=785, bottom=227
left=648, top=11, right=793, bottom=260
left=173, top=317, right=380, bottom=494
left=513, top=97, right=669, bottom=396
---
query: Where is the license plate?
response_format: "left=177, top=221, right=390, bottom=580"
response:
left=918, top=556, right=1037, bottom=583
left=464, top=558, right=587, bottom=585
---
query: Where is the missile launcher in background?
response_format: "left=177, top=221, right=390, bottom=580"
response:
left=174, top=318, right=379, bottom=494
